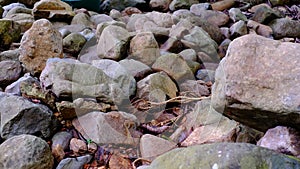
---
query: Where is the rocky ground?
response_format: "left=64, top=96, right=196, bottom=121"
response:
left=0, top=0, right=299, bottom=168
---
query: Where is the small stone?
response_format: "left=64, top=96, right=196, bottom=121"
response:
left=269, top=18, right=300, bottom=39
left=247, top=20, right=273, bottom=38
left=51, top=131, right=73, bottom=151
left=56, top=155, right=92, bottom=169
left=119, top=59, right=152, bottom=80
left=63, top=33, right=87, bottom=55
left=229, top=8, right=248, bottom=22
left=229, top=20, right=248, bottom=38
left=218, top=39, right=232, bottom=58
left=0, top=60, right=22, bottom=88
left=70, top=138, right=87, bottom=154
left=87, top=142, right=98, bottom=154
left=52, top=144, right=65, bottom=162
left=0, top=19, right=21, bottom=50
left=71, top=13, right=93, bottom=28
left=109, top=154, right=134, bottom=169
left=251, top=5, right=281, bottom=24
left=169, top=0, right=198, bottom=11
left=196, top=69, right=215, bottom=82
left=191, top=9, right=229, bottom=27
left=149, top=0, right=171, bottom=11
left=179, top=80, right=210, bottom=97
left=0, top=48, right=20, bottom=61
left=257, top=126, right=300, bottom=157
left=179, top=49, right=197, bottom=61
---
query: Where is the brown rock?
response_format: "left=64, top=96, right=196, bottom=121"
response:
left=19, top=19, right=63, bottom=75
left=247, top=20, right=273, bottom=38
left=257, top=126, right=300, bottom=157
left=32, top=0, right=75, bottom=20
left=109, top=154, right=133, bottom=169
left=149, top=0, right=172, bottom=11
left=129, top=32, right=160, bottom=66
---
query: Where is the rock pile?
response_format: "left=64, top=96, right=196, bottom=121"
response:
left=0, top=0, right=299, bottom=168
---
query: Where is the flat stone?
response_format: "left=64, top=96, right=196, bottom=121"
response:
left=0, top=60, right=22, bottom=88
left=56, top=155, right=92, bottom=169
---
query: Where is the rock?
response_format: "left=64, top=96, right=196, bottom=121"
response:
left=109, top=154, right=133, bottom=169
left=109, top=9, right=122, bottom=19
left=169, top=0, right=198, bottom=11
left=51, top=131, right=73, bottom=151
left=211, top=34, right=300, bottom=131
left=97, top=25, right=130, bottom=60
left=56, top=98, right=112, bottom=119
left=179, top=80, right=210, bottom=97
left=92, top=59, right=136, bottom=97
left=5, top=12, right=34, bottom=33
left=247, top=20, right=273, bottom=38
left=169, top=18, right=193, bottom=40
left=90, top=14, right=113, bottom=25
left=32, top=0, right=75, bottom=21
left=2, top=3, right=26, bottom=17
left=72, top=111, right=139, bottom=145
left=119, top=59, right=152, bottom=80
left=211, top=0, right=235, bottom=11
left=144, top=143, right=300, bottom=169
left=149, top=0, right=171, bottom=11
left=0, top=92, right=57, bottom=139
left=229, top=20, right=248, bottom=38
left=0, top=48, right=20, bottom=61
left=235, top=125, right=264, bottom=144
left=179, top=49, right=197, bottom=61
left=56, top=154, right=92, bottom=169
left=229, top=8, right=248, bottom=22
left=52, top=144, right=65, bottom=162
left=190, top=3, right=212, bottom=12
left=0, top=19, right=21, bottom=50
left=71, top=13, right=93, bottom=28
left=196, top=69, right=215, bottom=82
left=4, top=73, right=33, bottom=95
left=269, top=18, right=300, bottom=39
left=269, top=0, right=289, bottom=6
left=63, top=33, right=87, bottom=55
left=182, top=26, right=219, bottom=62
left=78, top=36, right=98, bottom=64
left=0, top=60, right=22, bottom=88
left=19, top=77, right=56, bottom=110
left=140, top=134, right=177, bottom=161
left=251, top=5, right=281, bottom=24
left=17, top=0, right=39, bottom=7
left=152, top=53, right=194, bottom=83
left=0, top=134, right=53, bottom=169
left=218, top=38, right=231, bottom=58
left=70, top=138, right=87, bottom=154
left=137, top=71, right=177, bottom=101
left=96, top=20, right=126, bottom=40
left=145, top=11, right=173, bottom=28
left=99, top=0, right=146, bottom=12
left=19, top=19, right=63, bottom=75
left=185, top=60, right=201, bottom=74
left=79, top=28, right=95, bottom=41
left=257, top=126, right=300, bottom=157
left=128, top=32, right=160, bottom=66
left=191, top=9, right=229, bottom=27
left=220, top=27, right=230, bottom=39
left=39, top=58, right=128, bottom=105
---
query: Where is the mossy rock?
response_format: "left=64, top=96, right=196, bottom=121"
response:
left=0, top=19, right=21, bottom=50
left=145, top=143, right=300, bottom=169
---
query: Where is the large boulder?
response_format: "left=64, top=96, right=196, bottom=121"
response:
left=0, top=92, right=57, bottom=139
left=211, top=34, right=300, bottom=131
left=19, top=19, right=63, bottom=75
left=143, top=142, right=300, bottom=169
left=0, top=134, right=54, bottom=169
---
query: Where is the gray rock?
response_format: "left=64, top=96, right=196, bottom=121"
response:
left=179, top=49, right=197, bottom=61
left=5, top=6, right=31, bottom=17
left=72, top=111, right=139, bottom=145
left=182, top=26, right=219, bottom=62
left=5, top=12, right=34, bottom=33
left=140, top=134, right=177, bottom=161
left=179, top=80, right=210, bottom=97
left=0, top=134, right=53, bottom=169
left=39, top=58, right=128, bottom=105
left=144, top=143, right=300, bottom=169
left=169, top=0, right=198, bottom=11
left=230, top=20, right=248, bottom=38
left=99, top=0, right=146, bottom=12
left=190, top=3, right=212, bottom=12
left=109, top=9, right=122, bottom=19
left=52, top=131, right=73, bottom=151
left=96, top=20, right=126, bottom=40
left=128, top=31, right=160, bottom=66
left=119, top=59, right=152, bottom=80
left=0, top=60, right=22, bottom=87
left=90, top=14, right=113, bottom=25
left=63, top=33, right=87, bottom=55
left=152, top=53, right=194, bottom=83
left=97, top=25, right=130, bottom=60
left=92, top=59, right=136, bottom=97
left=145, top=11, right=174, bottom=28
left=211, top=34, right=300, bottom=131
left=257, top=126, right=300, bottom=157
left=269, top=18, right=300, bottom=39
left=19, top=19, right=63, bottom=75
left=0, top=92, right=57, bottom=139
left=0, top=19, right=21, bottom=50
left=229, top=8, right=248, bottom=22
left=56, top=155, right=92, bottom=169
left=247, top=20, right=273, bottom=38
left=2, top=3, right=26, bottom=17
left=4, top=73, right=35, bottom=95
left=149, top=0, right=171, bottom=11
left=218, top=38, right=232, bottom=58
left=196, top=69, right=215, bottom=82
left=71, top=13, right=93, bottom=28
left=78, top=36, right=98, bottom=64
